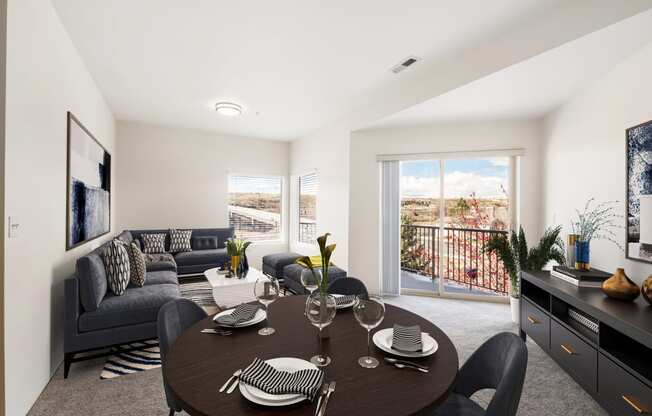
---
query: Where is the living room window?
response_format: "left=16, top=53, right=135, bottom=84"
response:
left=298, top=172, right=318, bottom=244
left=228, top=175, right=283, bottom=241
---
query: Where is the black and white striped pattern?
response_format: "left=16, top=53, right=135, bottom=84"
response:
left=391, top=324, right=423, bottom=352
left=179, top=280, right=218, bottom=307
left=334, top=295, right=356, bottom=306
left=240, top=358, right=324, bottom=400
left=215, top=304, right=260, bottom=326
left=141, top=233, right=166, bottom=254
left=169, top=229, right=192, bottom=253
left=100, top=340, right=160, bottom=379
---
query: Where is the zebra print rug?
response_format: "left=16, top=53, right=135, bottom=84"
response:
left=179, top=279, right=218, bottom=308
left=100, top=340, right=161, bottom=379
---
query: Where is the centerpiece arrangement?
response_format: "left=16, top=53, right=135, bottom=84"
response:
left=484, top=225, right=566, bottom=323
left=225, top=237, right=251, bottom=278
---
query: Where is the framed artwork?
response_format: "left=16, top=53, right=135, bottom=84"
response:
left=626, top=119, right=652, bottom=263
left=66, top=112, right=111, bottom=250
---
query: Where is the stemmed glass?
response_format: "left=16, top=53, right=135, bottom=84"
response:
left=353, top=295, right=385, bottom=368
left=305, top=292, right=337, bottom=367
left=254, top=276, right=280, bottom=336
left=300, top=268, right=322, bottom=294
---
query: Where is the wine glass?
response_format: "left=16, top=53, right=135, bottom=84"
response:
left=353, top=295, right=385, bottom=368
left=300, top=268, right=322, bottom=294
left=305, top=292, right=337, bottom=366
left=254, top=276, right=280, bottom=336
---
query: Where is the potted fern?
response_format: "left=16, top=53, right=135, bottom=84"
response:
left=484, top=226, right=566, bottom=324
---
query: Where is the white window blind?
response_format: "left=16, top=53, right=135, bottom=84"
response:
left=228, top=175, right=282, bottom=241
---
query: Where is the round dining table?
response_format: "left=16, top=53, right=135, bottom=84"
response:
left=165, top=295, right=459, bottom=416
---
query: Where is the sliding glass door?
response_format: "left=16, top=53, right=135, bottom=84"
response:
left=399, top=156, right=513, bottom=298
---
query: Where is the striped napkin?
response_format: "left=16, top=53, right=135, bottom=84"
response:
left=391, top=324, right=423, bottom=352
left=239, top=358, right=324, bottom=400
left=334, top=295, right=356, bottom=306
left=214, top=304, right=260, bottom=326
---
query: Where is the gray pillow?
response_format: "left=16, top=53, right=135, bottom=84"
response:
left=192, top=236, right=219, bottom=250
left=141, top=233, right=166, bottom=254
left=76, top=250, right=108, bottom=312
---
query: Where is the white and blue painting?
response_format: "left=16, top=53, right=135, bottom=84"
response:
left=627, top=120, right=652, bottom=262
left=67, top=113, right=111, bottom=249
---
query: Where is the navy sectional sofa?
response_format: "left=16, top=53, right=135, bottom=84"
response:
left=64, top=227, right=234, bottom=378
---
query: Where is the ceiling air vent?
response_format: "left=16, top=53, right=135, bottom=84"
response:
left=391, top=56, right=421, bottom=74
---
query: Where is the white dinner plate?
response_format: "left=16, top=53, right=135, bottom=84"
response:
left=239, top=357, right=317, bottom=406
left=332, top=294, right=357, bottom=309
left=213, top=308, right=266, bottom=328
left=372, top=328, right=438, bottom=358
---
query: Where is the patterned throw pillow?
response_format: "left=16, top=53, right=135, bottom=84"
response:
left=102, top=239, right=131, bottom=295
left=169, top=229, right=192, bottom=253
left=141, top=233, right=166, bottom=254
left=128, top=241, right=147, bottom=286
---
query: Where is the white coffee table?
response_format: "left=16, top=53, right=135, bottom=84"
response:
left=203, top=267, right=266, bottom=308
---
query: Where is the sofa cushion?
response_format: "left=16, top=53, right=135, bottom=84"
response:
left=143, top=270, right=178, bottom=286
left=169, top=229, right=192, bottom=253
left=127, top=241, right=147, bottom=287
left=141, top=233, right=167, bottom=254
left=262, top=252, right=302, bottom=279
left=145, top=253, right=177, bottom=272
left=283, top=263, right=346, bottom=295
left=116, top=230, right=134, bottom=244
left=174, top=248, right=229, bottom=267
left=76, top=249, right=108, bottom=312
left=102, top=240, right=131, bottom=296
left=78, top=283, right=180, bottom=332
left=191, top=236, right=219, bottom=250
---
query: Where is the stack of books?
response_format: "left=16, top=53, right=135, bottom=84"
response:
left=550, top=266, right=611, bottom=288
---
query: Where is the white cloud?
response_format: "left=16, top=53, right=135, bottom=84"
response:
left=488, top=157, right=509, bottom=167
left=401, top=172, right=507, bottom=199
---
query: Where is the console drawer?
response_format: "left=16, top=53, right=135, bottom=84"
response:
left=550, top=319, right=597, bottom=393
left=522, top=298, right=550, bottom=350
left=598, top=354, right=652, bottom=416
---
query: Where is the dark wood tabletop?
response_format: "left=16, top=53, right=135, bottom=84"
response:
left=165, top=295, right=459, bottom=416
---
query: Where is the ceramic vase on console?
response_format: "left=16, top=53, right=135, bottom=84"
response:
left=230, top=255, right=241, bottom=276
left=575, top=241, right=590, bottom=271
left=642, top=275, right=652, bottom=305
left=602, top=268, right=640, bottom=302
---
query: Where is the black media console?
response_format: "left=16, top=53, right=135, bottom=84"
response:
left=520, top=271, right=652, bottom=415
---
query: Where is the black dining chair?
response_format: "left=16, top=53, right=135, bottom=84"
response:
left=433, top=332, right=527, bottom=416
left=327, top=276, right=369, bottom=297
left=157, top=298, right=208, bottom=416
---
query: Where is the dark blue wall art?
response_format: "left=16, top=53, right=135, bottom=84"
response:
left=626, top=119, right=652, bottom=263
left=66, top=112, right=111, bottom=250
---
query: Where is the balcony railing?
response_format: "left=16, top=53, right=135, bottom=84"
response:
left=299, top=221, right=317, bottom=244
left=401, top=224, right=509, bottom=295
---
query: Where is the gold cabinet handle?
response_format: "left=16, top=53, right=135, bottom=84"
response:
left=622, top=395, right=649, bottom=414
left=527, top=316, right=539, bottom=324
left=560, top=344, right=575, bottom=355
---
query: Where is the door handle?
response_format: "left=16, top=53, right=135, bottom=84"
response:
left=560, top=344, right=575, bottom=355
left=622, top=395, right=649, bottom=414
left=527, top=316, right=539, bottom=324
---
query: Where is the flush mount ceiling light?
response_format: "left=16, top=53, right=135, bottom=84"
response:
left=215, top=101, right=243, bottom=117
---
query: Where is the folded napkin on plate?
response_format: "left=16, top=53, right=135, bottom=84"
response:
left=391, top=324, right=423, bottom=352
left=240, top=358, right=324, bottom=400
left=334, top=295, right=356, bottom=306
left=214, top=304, right=260, bottom=326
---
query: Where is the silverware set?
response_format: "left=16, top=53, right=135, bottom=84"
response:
left=201, top=328, right=233, bottom=336
left=314, top=381, right=336, bottom=416
left=384, top=357, right=429, bottom=373
left=219, top=369, right=242, bottom=394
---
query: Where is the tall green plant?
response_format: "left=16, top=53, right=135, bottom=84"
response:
left=225, top=238, right=252, bottom=256
left=483, top=225, right=565, bottom=298
left=317, top=233, right=336, bottom=294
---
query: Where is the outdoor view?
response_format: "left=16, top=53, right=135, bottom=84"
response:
left=299, top=173, right=318, bottom=244
left=400, top=158, right=510, bottom=296
left=228, top=175, right=282, bottom=241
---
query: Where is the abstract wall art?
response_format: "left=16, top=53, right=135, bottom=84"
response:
left=66, top=112, right=111, bottom=250
left=626, top=119, right=652, bottom=263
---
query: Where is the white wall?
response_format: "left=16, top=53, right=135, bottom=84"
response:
left=4, top=1, right=116, bottom=414
left=116, top=121, right=290, bottom=268
left=289, top=123, right=350, bottom=269
left=543, top=42, right=652, bottom=285
left=349, top=120, right=543, bottom=294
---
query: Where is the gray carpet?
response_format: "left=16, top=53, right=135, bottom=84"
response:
left=27, top=295, right=606, bottom=415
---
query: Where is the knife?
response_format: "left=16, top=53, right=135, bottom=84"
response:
left=219, top=369, right=242, bottom=393
left=384, top=357, right=429, bottom=371
left=318, top=381, right=336, bottom=416
left=314, top=382, right=329, bottom=416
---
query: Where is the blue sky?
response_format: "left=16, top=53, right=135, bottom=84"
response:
left=401, top=158, right=508, bottom=198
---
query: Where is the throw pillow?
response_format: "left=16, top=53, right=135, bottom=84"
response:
left=128, top=241, right=147, bottom=286
left=102, top=239, right=131, bottom=295
left=141, top=233, right=166, bottom=254
left=169, top=229, right=192, bottom=253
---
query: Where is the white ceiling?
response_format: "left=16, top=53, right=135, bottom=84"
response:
left=366, top=9, right=652, bottom=129
left=52, top=0, right=563, bottom=140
